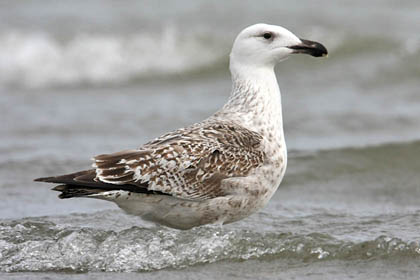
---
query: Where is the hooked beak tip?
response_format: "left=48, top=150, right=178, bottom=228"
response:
left=288, top=38, right=328, bottom=58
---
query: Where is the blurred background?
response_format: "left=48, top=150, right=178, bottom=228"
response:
left=1, top=0, right=420, bottom=278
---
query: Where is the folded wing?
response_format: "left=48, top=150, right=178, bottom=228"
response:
left=93, top=121, right=265, bottom=200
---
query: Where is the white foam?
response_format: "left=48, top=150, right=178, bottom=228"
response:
left=0, top=27, right=224, bottom=89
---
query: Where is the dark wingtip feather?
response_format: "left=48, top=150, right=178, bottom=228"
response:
left=34, top=170, right=96, bottom=185
left=34, top=176, right=55, bottom=182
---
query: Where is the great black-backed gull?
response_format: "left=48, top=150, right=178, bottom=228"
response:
left=35, top=23, right=327, bottom=229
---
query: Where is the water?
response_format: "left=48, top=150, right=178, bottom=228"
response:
left=1, top=0, right=420, bottom=279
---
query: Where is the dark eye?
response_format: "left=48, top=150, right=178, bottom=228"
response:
left=263, top=32, right=272, bottom=40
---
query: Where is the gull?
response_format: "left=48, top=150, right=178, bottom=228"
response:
left=35, top=23, right=327, bottom=230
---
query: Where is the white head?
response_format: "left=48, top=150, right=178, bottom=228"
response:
left=230, top=23, right=327, bottom=71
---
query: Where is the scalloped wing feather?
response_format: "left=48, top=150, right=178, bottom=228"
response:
left=93, top=121, right=265, bottom=200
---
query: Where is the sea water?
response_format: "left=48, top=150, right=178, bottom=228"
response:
left=1, top=0, right=420, bottom=279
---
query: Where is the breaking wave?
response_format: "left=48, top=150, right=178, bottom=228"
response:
left=0, top=26, right=419, bottom=90
left=0, top=27, right=226, bottom=89
left=1, top=213, right=419, bottom=272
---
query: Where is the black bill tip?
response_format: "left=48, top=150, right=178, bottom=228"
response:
left=288, top=38, right=328, bottom=57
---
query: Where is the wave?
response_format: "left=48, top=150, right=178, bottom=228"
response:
left=1, top=213, right=419, bottom=272
left=0, top=27, right=419, bottom=89
left=0, top=27, right=227, bottom=89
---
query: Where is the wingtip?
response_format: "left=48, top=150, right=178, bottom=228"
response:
left=34, top=176, right=52, bottom=182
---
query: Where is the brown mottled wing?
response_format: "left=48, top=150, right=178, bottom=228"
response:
left=93, top=121, right=265, bottom=200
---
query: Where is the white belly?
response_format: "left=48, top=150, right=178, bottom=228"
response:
left=87, top=155, right=286, bottom=230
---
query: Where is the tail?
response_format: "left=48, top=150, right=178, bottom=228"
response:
left=34, top=170, right=105, bottom=199
left=51, top=185, right=106, bottom=199
left=35, top=169, right=168, bottom=199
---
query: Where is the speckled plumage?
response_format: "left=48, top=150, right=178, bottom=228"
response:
left=93, top=120, right=265, bottom=200
left=35, top=23, right=327, bottom=229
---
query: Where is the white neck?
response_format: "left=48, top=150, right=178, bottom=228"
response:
left=215, top=60, right=284, bottom=144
